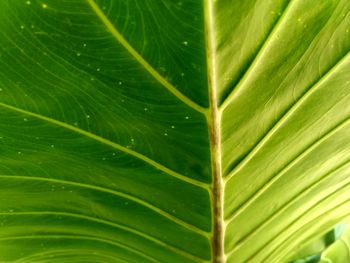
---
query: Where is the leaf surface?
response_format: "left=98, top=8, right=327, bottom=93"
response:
left=0, top=0, right=350, bottom=262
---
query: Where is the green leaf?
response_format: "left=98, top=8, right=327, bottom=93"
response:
left=0, top=0, right=349, bottom=262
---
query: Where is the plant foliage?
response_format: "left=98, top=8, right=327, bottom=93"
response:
left=0, top=0, right=349, bottom=262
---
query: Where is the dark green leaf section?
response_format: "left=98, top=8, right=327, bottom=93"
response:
left=0, top=0, right=212, bottom=262
left=0, top=0, right=211, bottom=183
left=95, top=0, right=209, bottom=107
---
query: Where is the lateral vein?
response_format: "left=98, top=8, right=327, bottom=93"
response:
left=0, top=102, right=209, bottom=190
left=85, top=0, right=207, bottom=115
left=219, top=0, right=294, bottom=112
left=0, top=235, right=159, bottom=263
left=1, top=211, right=207, bottom=262
left=0, top=175, right=210, bottom=238
left=225, top=115, right=350, bottom=229
left=224, top=51, right=350, bottom=183
left=226, top=158, right=350, bottom=256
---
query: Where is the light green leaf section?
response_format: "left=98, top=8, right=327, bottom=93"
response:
left=220, top=0, right=350, bottom=260
left=0, top=0, right=350, bottom=262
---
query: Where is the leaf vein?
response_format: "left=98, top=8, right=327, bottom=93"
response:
left=0, top=235, right=159, bottom=263
left=225, top=114, right=350, bottom=225
left=226, top=158, right=350, bottom=256
left=0, top=102, right=209, bottom=190
left=260, top=198, right=350, bottom=262
left=225, top=51, right=350, bottom=182
left=0, top=211, right=206, bottom=262
left=0, top=175, right=210, bottom=238
left=85, top=0, right=207, bottom=115
left=219, top=0, right=294, bottom=110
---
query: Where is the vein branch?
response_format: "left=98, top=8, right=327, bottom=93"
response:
left=0, top=175, right=210, bottom=237
left=86, top=0, right=207, bottom=115
left=226, top=158, right=350, bottom=257
left=0, top=102, right=209, bottom=190
left=0, top=235, right=159, bottom=263
left=224, top=51, right=350, bottom=183
left=219, top=0, right=294, bottom=112
left=1, top=211, right=207, bottom=262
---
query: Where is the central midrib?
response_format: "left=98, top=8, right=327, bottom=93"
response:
left=204, top=0, right=225, bottom=263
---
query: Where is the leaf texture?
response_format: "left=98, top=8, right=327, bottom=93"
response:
left=0, top=0, right=350, bottom=262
